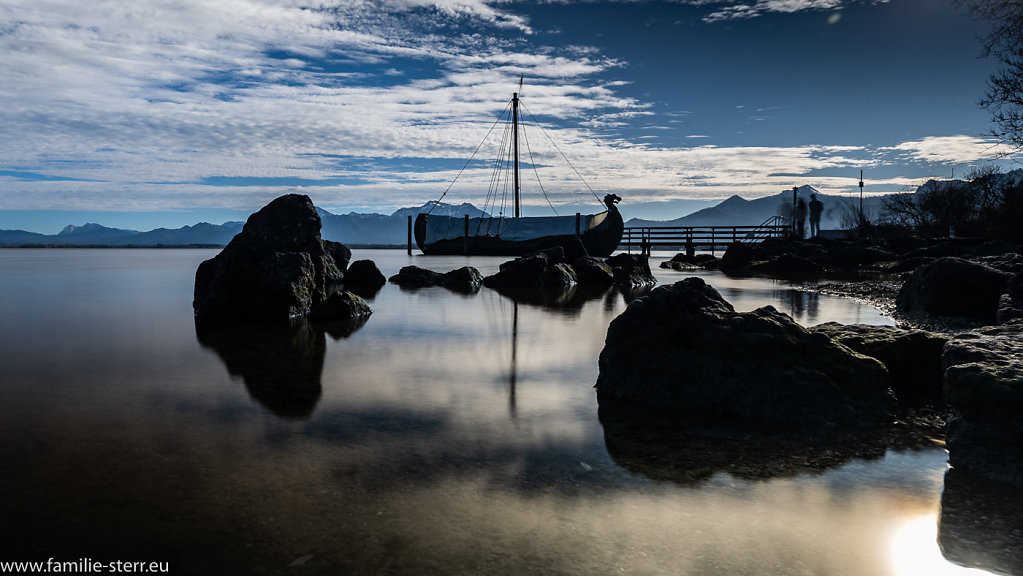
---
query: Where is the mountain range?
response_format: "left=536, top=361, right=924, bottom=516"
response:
left=3, top=172, right=1017, bottom=247
left=0, top=201, right=491, bottom=247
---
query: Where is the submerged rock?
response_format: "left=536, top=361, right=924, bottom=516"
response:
left=388, top=264, right=484, bottom=293
left=388, top=265, right=443, bottom=288
left=192, top=194, right=354, bottom=324
left=596, top=277, right=895, bottom=431
left=942, top=322, right=1023, bottom=486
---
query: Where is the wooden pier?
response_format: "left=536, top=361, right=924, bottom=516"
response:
left=622, top=216, right=790, bottom=256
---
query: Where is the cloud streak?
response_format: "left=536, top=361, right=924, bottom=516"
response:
left=0, top=0, right=1016, bottom=223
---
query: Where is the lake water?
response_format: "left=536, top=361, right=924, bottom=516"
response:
left=0, top=248, right=1005, bottom=575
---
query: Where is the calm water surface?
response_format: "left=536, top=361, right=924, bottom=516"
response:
left=0, top=249, right=1001, bottom=575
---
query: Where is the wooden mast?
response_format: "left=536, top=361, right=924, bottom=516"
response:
left=512, top=90, right=520, bottom=218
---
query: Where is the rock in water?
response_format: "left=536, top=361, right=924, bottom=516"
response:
left=896, top=257, right=1010, bottom=322
left=193, top=194, right=354, bottom=323
left=596, top=277, right=895, bottom=431
left=942, top=322, right=1023, bottom=486
left=810, top=323, right=949, bottom=406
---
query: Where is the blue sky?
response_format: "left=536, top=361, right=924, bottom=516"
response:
left=0, top=0, right=1019, bottom=233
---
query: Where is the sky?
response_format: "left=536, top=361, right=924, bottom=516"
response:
left=1, top=0, right=1020, bottom=233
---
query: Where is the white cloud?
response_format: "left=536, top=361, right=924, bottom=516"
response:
left=0, top=0, right=1017, bottom=222
left=887, top=135, right=1016, bottom=164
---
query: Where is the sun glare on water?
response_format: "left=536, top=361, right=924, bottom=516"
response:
left=890, top=515, right=991, bottom=576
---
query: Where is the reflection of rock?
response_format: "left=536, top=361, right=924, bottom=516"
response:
left=896, top=257, right=1010, bottom=323
left=596, top=277, right=895, bottom=431
left=344, top=259, right=386, bottom=298
left=492, top=284, right=612, bottom=315
left=602, top=421, right=890, bottom=485
left=810, top=323, right=949, bottom=406
left=193, top=194, right=352, bottom=324
left=195, top=322, right=326, bottom=419
left=938, top=468, right=1023, bottom=575
left=943, top=322, right=1023, bottom=485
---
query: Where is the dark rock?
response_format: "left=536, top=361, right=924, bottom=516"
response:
left=596, top=277, right=895, bottom=431
left=660, top=253, right=721, bottom=271
left=538, top=262, right=577, bottom=288
left=719, top=242, right=761, bottom=271
left=903, top=241, right=971, bottom=259
left=749, top=254, right=826, bottom=278
left=884, top=255, right=935, bottom=274
left=896, top=257, right=1010, bottom=322
left=938, top=468, right=1023, bottom=575
left=976, top=251, right=1023, bottom=275
left=605, top=253, right=656, bottom=289
left=484, top=254, right=549, bottom=288
left=344, top=259, right=386, bottom=297
left=388, top=265, right=443, bottom=288
left=572, top=256, right=615, bottom=286
left=942, top=322, right=1023, bottom=485
left=193, top=194, right=350, bottom=324
left=810, top=323, right=949, bottom=405
left=559, top=237, right=589, bottom=263
left=439, top=266, right=484, bottom=293
left=534, top=245, right=567, bottom=265
left=309, top=291, right=372, bottom=324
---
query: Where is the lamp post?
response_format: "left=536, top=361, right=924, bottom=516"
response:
left=858, top=170, right=864, bottom=237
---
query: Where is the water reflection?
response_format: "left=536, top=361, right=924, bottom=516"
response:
left=195, top=315, right=368, bottom=419
left=938, top=469, right=1023, bottom=574
left=601, top=421, right=890, bottom=485
left=491, top=284, right=613, bottom=316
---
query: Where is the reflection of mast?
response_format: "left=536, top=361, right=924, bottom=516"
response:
left=509, top=301, right=518, bottom=419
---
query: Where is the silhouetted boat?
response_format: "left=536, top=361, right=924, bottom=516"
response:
left=415, top=87, right=624, bottom=257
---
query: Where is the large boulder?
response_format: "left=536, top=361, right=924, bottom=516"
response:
left=942, top=322, right=1023, bottom=485
left=810, top=323, right=949, bottom=406
left=596, top=277, right=895, bottom=431
left=896, top=257, right=1010, bottom=322
left=193, top=194, right=352, bottom=324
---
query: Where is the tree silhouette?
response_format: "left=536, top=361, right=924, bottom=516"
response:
left=958, top=0, right=1023, bottom=150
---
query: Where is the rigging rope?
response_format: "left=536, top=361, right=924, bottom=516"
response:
left=427, top=100, right=513, bottom=215
left=519, top=102, right=605, bottom=207
left=519, top=123, right=559, bottom=216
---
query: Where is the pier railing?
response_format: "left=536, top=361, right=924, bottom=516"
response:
left=622, top=216, right=790, bottom=255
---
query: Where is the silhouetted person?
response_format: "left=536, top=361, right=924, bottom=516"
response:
left=795, top=198, right=807, bottom=239
left=809, top=194, right=823, bottom=238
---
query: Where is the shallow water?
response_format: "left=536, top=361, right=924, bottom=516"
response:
left=0, top=248, right=1007, bottom=575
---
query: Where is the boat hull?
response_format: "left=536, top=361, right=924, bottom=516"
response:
left=414, top=208, right=624, bottom=257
